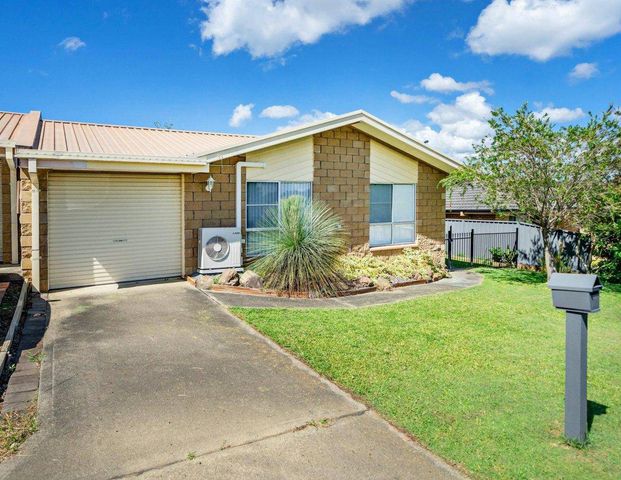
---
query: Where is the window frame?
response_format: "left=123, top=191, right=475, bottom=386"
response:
left=369, top=183, right=417, bottom=247
left=245, top=180, right=313, bottom=257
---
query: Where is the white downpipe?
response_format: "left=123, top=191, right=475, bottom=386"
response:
left=5, top=148, right=18, bottom=264
left=28, top=159, right=40, bottom=291
left=235, top=162, right=265, bottom=230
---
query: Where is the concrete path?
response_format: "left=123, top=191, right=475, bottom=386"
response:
left=0, top=281, right=465, bottom=480
left=206, top=270, right=482, bottom=309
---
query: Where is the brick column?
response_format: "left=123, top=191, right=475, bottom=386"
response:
left=416, top=162, right=446, bottom=260
left=1, top=162, right=11, bottom=263
left=313, top=126, right=370, bottom=250
left=19, top=170, right=48, bottom=290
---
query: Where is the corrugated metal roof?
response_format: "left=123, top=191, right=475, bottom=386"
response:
left=34, top=119, right=254, bottom=157
left=447, top=186, right=517, bottom=211
left=0, top=111, right=41, bottom=147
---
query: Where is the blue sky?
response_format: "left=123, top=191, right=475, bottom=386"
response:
left=1, top=0, right=620, bottom=159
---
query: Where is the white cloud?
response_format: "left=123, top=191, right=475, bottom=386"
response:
left=420, top=73, right=493, bottom=95
left=402, top=91, right=494, bottom=161
left=229, top=103, right=254, bottom=127
left=569, top=62, right=599, bottom=81
left=390, top=90, right=434, bottom=104
left=278, top=109, right=337, bottom=130
left=260, top=105, right=300, bottom=119
left=467, top=0, right=621, bottom=61
left=534, top=106, right=585, bottom=123
left=200, top=0, right=409, bottom=58
left=58, top=37, right=86, bottom=52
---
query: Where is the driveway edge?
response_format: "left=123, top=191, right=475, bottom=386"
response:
left=202, top=291, right=470, bottom=480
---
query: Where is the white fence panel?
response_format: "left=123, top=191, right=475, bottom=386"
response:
left=446, top=219, right=543, bottom=266
left=445, top=220, right=590, bottom=270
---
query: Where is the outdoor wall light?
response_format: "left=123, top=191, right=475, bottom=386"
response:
left=205, top=175, right=216, bottom=192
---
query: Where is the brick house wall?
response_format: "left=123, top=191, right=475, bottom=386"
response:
left=416, top=162, right=447, bottom=252
left=2, top=163, right=11, bottom=263
left=183, top=156, right=245, bottom=275
left=19, top=169, right=48, bottom=292
left=313, top=126, right=371, bottom=250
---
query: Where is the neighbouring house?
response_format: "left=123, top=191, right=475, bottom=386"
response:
left=446, top=186, right=518, bottom=221
left=0, top=109, right=459, bottom=292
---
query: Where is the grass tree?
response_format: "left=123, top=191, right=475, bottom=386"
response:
left=251, top=196, right=348, bottom=297
left=442, top=105, right=620, bottom=277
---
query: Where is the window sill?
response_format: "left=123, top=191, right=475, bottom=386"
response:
left=369, top=243, right=418, bottom=253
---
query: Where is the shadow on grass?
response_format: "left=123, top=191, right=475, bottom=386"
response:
left=588, top=400, right=608, bottom=432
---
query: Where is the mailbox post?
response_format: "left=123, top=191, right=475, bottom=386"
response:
left=548, top=273, right=602, bottom=443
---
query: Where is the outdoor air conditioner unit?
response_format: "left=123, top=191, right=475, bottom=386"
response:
left=198, top=227, right=242, bottom=274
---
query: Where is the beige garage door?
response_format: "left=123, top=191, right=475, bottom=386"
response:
left=48, top=172, right=182, bottom=289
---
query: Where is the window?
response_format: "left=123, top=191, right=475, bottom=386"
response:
left=246, top=181, right=312, bottom=256
left=369, top=184, right=416, bottom=247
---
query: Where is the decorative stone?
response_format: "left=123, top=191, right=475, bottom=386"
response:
left=375, top=277, right=391, bottom=291
left=357, top=276, right=373, bottom=287
left=220, top=269, right=239, bottom=285
left=240, top=270, right=263, bottom=289
left=196, top=275, right=214, bottom=290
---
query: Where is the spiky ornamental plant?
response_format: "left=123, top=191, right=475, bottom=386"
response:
left=251, top=196, right=348, bottom=297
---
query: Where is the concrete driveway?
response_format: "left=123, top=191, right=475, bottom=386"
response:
left=0, top=281, right=463, bottom=480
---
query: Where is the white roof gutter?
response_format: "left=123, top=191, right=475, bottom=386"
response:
left=15, top=148, right=205, bottom=166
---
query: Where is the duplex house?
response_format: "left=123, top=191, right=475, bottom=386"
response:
left=0, top=110, right=459, bottom=292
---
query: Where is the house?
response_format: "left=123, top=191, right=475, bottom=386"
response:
left=0, top=109, right=459, bottom=292
left=446, top=186, right=518, bottom=221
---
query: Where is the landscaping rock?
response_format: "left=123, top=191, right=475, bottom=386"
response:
left=196, top=275, right=214, bottom=290
left=240, top=270, right=263, bottom=289
left=220, top=269, right=239, bottom=286
left=357, top=276, right=373, bottom=287
left=375, top=277, right=392, bottom=291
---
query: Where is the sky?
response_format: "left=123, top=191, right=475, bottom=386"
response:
left=1, top=0, right=620, bottom=160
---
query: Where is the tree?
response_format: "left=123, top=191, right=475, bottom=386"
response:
left=441, top=104, right=620, bottom=277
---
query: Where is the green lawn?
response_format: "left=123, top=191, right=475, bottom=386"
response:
left=232, top=268, right=621, bottom=480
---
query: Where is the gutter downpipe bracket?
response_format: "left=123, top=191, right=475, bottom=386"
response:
left=28, top=159, right=40, bottom=292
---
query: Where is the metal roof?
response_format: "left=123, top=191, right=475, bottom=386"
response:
left=0, top=111, right=41, bottom=147
left=34, top=119, right=254, bottom=157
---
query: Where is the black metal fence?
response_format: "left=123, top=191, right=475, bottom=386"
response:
left=446, top=226, right=518, bottom=269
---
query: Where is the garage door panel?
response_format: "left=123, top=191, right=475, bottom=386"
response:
left=48, top=172, right=182, bottom=289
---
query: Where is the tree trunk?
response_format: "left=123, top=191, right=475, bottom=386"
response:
left=542, top=228, right=556, bottom=279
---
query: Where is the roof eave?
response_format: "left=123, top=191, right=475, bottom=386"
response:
left=198, top=110, right=461, bottom=174
left=14, top=148, right=206, bottom=166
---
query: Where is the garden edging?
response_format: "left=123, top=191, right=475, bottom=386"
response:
left=199, top=270, right=483, bottom=309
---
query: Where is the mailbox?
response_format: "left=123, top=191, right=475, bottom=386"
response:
left=548, top=273, right=602, bottom=313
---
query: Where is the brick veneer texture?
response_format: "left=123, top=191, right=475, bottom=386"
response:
left=184, top=156, right=245, bottom=275
left=2, top=163, right=11, bottom=263
left=19, top=170, right=48, bottom=292
left=312, top=126, right=371, bottom=250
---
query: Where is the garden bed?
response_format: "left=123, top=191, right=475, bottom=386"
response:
left=0, top=280, right=23, bottom=343
left=198, top=247, right=448, bottom=299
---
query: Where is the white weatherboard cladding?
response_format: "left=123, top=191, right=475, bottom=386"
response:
left=48, top=172, right=182, bottom=289
left=246, top=137, right=313, bottom=181
left=370, top=140, right=418, bottom=184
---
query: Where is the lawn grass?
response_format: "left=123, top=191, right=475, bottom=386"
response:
left=0, top=402, right=37, bottom=462
left=232, top=268, right=621, bottom=479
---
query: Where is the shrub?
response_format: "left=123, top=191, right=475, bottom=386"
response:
left=340, top=248, right=447, bottom=284
left=489, top=247, right=518, bottom=265
left=250, top=196, right=348, bottom=297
